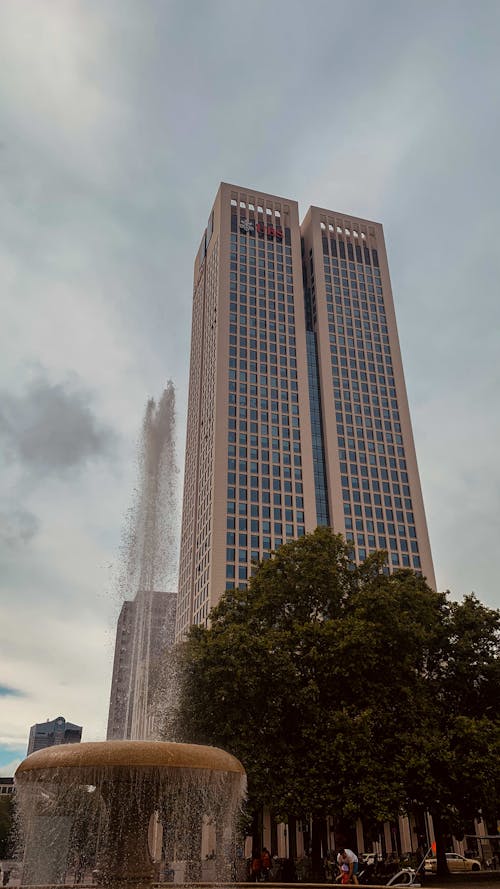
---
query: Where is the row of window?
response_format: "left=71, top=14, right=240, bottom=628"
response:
left=231, top=269, right=293, bottom=284
left=226, top=493, right=304, bottom=516
left=230, top=231, right=292, bottom=252
left=230, top=294, right=294, bottom=310
left=231, top=254, right=293, bottom=272
left=328, top=304, right=388, bottom=329
left=324, top=257, right=381, bottom=280
left=228, top=417, right=298, bottom=437
left=343, top=502, right=419, bottom=552
left=322, top=237, right=380, bottom=266
left=328, top=298, right=387, bottom=329
left=323, top=257, right=382, bottom=280
left=350, top=547, right=421, bottom=570
left=326, top=277, right=382, bottom=298
left=328, top=311, right=389, bottom=337
left=231, top=197, right=283, bottom=215
left=226, top=509, right=304, bottom=531
left=346, top=528, right=418, bottom=549
left=328, top=319, right=390, bottom=350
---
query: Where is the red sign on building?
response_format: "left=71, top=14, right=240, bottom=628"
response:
left=256, top=221, right=283, bottom=239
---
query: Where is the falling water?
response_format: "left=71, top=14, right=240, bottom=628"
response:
left=121, top=381, right=179, bottom=599
left=113, top=382, right=180, bottom=741
left=15, top=742, right=246, bottom=887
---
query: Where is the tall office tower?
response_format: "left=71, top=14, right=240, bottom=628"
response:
left=301, top=207, right=435, bottom=586
left=27, top=716, right=82, bottom=755
left=176, top=184, right=317, bottom=638
left=176, top=184, right=435, bottom=638
left=107, top=590, right=177, bottom=740
left=106, top=599, right=135, bottom=740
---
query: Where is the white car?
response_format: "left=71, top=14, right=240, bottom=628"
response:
left=424, top=852, right=481, bottom=872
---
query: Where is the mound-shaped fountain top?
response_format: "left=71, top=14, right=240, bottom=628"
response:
left=16, top=739, right=245, bottom=777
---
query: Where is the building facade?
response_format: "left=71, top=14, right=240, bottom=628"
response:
left=27, top=716, right=82, bottom=755
left=301, top=206, right=435, bottom=583
left=176, top=183, right=435, bottom=639
left=0, top=777, right=14, bottom=796
left=106, top=599, right=136, bottom=740
left=107, top=590, right=177, bottom=741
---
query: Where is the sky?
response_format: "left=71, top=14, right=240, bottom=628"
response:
left=1, top=0, right=500, bottom=775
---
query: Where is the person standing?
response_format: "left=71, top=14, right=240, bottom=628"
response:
left=336, top=848, right=359, bottom=885
left=251, top=853, right=262, bottom=882
left=261, top=848, right=272, bottom=881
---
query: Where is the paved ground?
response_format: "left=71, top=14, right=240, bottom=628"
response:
left=425, top=874, right=500, bottom=887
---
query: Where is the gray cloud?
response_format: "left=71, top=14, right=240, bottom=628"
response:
left=0, top=507, right=39, bottom=545
left=0, top=0, right=499, bottom=762
left=0, top=374, right=116, bottom=474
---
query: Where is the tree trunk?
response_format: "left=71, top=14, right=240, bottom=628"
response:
left=311, top=816, right=325, bottom=881
left=288, top=815, right=297, bottom=860
left=431, top=810, right=450, bottom=880
left=251, top=809, right=261, bottom=855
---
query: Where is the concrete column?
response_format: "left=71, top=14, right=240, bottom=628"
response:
left=277, top=823, right=287, bottom=859
left=398, top=815, right=412, bottom=855
left=201, top=814, right=216, bottom=859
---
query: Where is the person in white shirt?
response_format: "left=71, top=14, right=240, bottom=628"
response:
left=336, top=848, right=359, bottom=885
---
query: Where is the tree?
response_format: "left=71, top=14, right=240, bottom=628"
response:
left=402, top=594, right=500, bottom=875
left=167, top=528, right=500, bottom=879
left=0, top=795, right=15, bottom=860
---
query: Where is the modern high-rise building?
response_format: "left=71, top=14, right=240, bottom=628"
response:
left=176, top=183, right=435, bottom=638
left=107, top=590, right=177, bottom=740
left=27, top=716, right=82, bottom=755
left=106, top=599, right=136, bottom=740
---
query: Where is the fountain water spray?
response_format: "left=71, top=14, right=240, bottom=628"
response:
left=14, top=382, right=247, bottom=886
left=109, top=382, right=179, bottom=741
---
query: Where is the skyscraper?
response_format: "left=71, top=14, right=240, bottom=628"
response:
left=176, top=183, right=434, bottom=639
left=27, top=716, right=82, bottom=755
left=107, top=591, right=177, bottom=740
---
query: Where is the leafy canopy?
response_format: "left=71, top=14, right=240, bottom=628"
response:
left=168, top=528, right=500, bottom=837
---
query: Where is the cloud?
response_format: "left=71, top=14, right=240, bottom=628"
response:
left=0, top=508, right=39, bottom=546
left=0, top=374, right=116, bottom=475
left=0, top=0, right=499, bottom=771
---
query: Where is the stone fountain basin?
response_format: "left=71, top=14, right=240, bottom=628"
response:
left=16, top=740, right=245, bottom=781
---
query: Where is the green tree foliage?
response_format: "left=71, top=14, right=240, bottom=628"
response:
left=403, top=594, right=500, bottom=874
left=168, top=528, right=500, bottom=878
left=0, top=794, right=15, bottom=859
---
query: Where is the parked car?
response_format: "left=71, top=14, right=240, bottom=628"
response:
left=359, top=853, right=378, bottom=866
left=424, top=853, right=481, bottom=872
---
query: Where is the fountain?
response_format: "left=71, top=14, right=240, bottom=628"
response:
left=15, top=740, right=246, bottom=888
left=15, top=385, right=247, bottom=886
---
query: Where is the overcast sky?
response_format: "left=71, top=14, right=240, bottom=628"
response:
left=1, top=0, right=500, bottom=775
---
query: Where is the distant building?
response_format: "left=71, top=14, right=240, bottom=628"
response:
left=107, top=590, right=177, bottom=741
left=27, top=716, right=82, bottom=755
left=0, top=777, right=14, bottom=796
left=106, top=600, right=136, bottom=741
